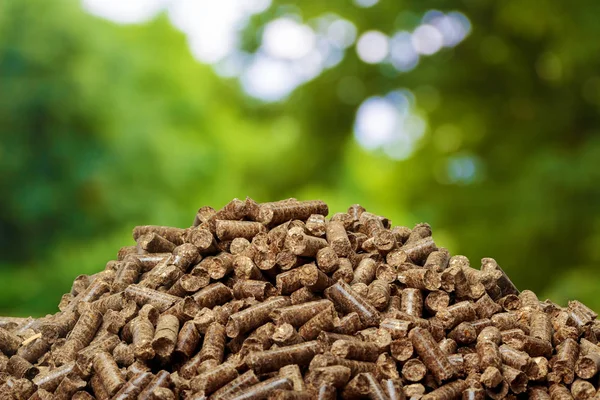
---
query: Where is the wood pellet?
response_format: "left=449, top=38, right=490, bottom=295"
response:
left=1, top=197, right=599, bottom=399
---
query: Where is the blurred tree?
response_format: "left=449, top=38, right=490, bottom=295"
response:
left=2, top=0, right=600, bottom=316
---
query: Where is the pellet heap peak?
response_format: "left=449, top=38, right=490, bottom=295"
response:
left=0, top=198, right=598, bottom=400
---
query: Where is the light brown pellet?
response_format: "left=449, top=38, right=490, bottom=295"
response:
left=409, top=327, right=456, bottom=384
left=402, top=358, right=428, bottom=382
left=226, top=296, right=291, bottom=338
left=93, top=351, right=126, bottom=396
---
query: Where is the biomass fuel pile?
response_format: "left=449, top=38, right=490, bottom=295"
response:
left=1, top=199, right=599, bottom=400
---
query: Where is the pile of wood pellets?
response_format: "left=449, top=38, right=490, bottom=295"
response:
left=1, top=198, right=599, bottom=400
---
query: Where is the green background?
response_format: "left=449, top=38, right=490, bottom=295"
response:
left=2, top=0, right=600, bottom=317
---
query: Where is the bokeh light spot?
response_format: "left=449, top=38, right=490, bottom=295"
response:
left=353, top=0, right=379, bottom=8
left=82, top=0, right=167, bottom=24
left=356, top=31, right=390, bottom=64
left=263, top=18, right=316, bottom=60
left=354, top=97, right=399, bottom=150
left=411, top=24, right=444, bottom=55
left=390, top=31, right=419, bottom=72
left=241, top=55, right=301, bottom=102
left=327, top=19, right=358, bottom=49
left=353, top=91, right=427, bottom=160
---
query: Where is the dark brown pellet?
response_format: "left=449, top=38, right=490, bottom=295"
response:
left=554, top=338, right=579, bottom=384
left=6, top=355, right=38, bottom=379
left=299, top=263, right=334, bottom=292
left=437, top=301, right=477, bottom=329
left=124, top=285, right=179, bottom=312
left=325, top=281, right=381, bottom=327
left=55, top=307, right=102, bottom=365
left=366, top=280, right=391, bottom=311
left=286, top=227, right=328, bottom=257
left=185, top=227, right=216, bottom=253
left=423, top=248, right=450, bottom=272
left=480, top=258, right=519, bottom=297
left=134, top=226, right=185, bottom=246
left=528, top=386, right=551, bottom=400
left=298, top=307, right=335, bottom=341
left=215, top=220, right=266, bottom=241
left=193, top=282, right=233, bottom=309
left=113, top=259, right=143, bottom=292
left=575, top=351, right=600, bottom=379
left=474, top=294, right=502, bottom=319
left=203, top=252, right=235, bottom=280
left=271, top=299, right=333, bottom=327
left=351, top=258, right=379, bottom=285
left=528, top=356, right=549, bottom=381
left=530, top=310, right=553, bottom=343
left=210, top=370, right=260, bottom=400
left=314, top=247, right=338, bottom=275
left=189, top=362, right=239, bottom=395
left=246, top=341, right=323, bottom=374
left=258, top=200, right=328, bottom=226
left=275, top=269, right=303, bottom=295
left=138, top=233, right=177, bottom=253
left=333, top=312, right=363, bottom=335
left=290, top=286, right=320, bottom=304
left=448, top=322, right=477, bottom=345
left=476, top=340, right=501, bottom=369
left=168, top=274, right=209, bottom=297
left=233, top=279, right=275, bottom=301
left=501, top=364, right=528, bottom=394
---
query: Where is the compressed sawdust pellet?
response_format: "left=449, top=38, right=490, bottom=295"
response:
left=3, top=198, right=600, bottom=399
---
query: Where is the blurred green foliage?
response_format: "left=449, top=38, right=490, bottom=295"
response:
left=1, top=0, right=600, bottom=316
